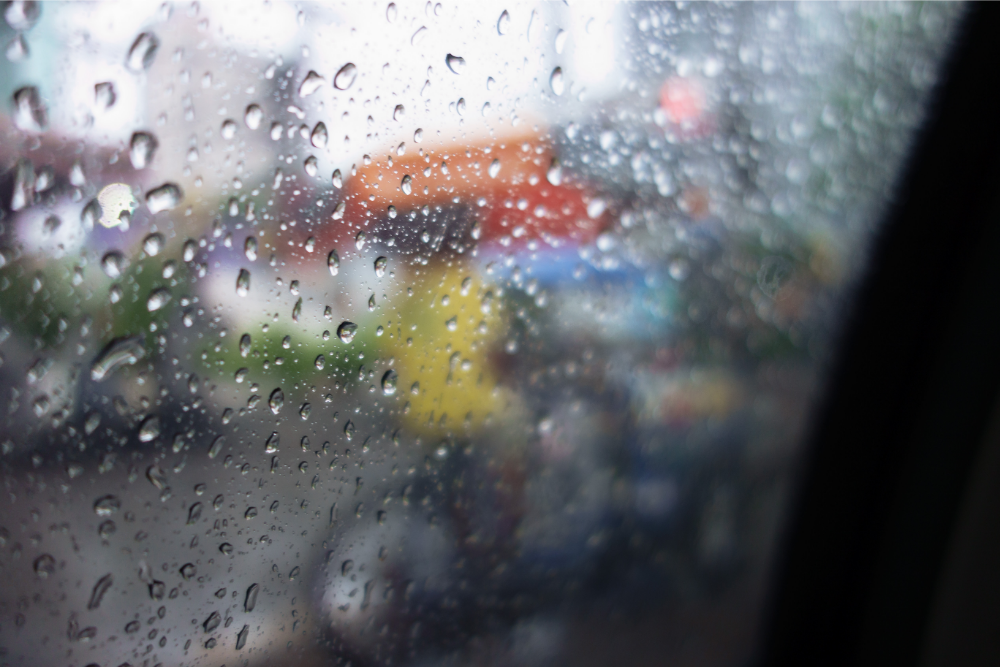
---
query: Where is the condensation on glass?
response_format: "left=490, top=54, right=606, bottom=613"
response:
left=0, top=2, right=960, bottom=666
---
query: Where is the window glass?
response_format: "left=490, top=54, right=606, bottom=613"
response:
left=0, top=2, right=960, bottom=666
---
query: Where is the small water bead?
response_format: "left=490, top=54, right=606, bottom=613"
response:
left=337, top=321, right=357, bottom=343
left=332, top=168, right=343, bottom=188
left=130, top=131, right=158, bottom=169
left=550, top=67, right=564, bottom=96
left=245, top=583, right=259, bottom=612
left=187, top=502, right=202, bottom=525
left=219, top=543, right=233, bottom=555
left=374, top=256, right=387, bottom=278
left=179, top=563, right=196, bottom=580
left=411, top=26, right=427, bottom=46
left=101, top=251, right=127, bottom=279
left=414, top=128, right=423, bottom=143
left=244, top=104, right=263, bottom=130
left=355, top=230, right=366, bottom=250
left=298, top=70, right=324, bottom=97
left=126, top=32, right=159, bottom=72
left=388, top=205, right=397, bottom=218
left=236, top=268, right=250, bottom=296
left=305, top=236, right=316, bottom=253
left=315, top=354, right=325, bottom=369
left=300, top=403, right=311, bottom=420
left=146, top=288, right=171, bottom=312
left=327, top=249, right=340, bottom=275
left=381, top=369, right=398, bottom=396
left=445, top=53, right=465, bottom=74
left=245, top=236, right=257, bottom=261
left=488, top=159, right=501, bottom=178
left=239, top=333, right=251, bottom=357
left=265, top=431, right=279, bottom=454
left=304, top=155, right=318, bottom=177
left=334, top=62, right=357, bottom=90
left=208, top=436, right=225, bottom=459
left=146, top=183, right=182, bottom=213
left=401, top=174, right=412, bottom=195
left=143, top=232, right=164, bottom=257
left=368, top=294, right=376, bottom=311
left=497, top=9, right=510, bottom=35
left=183, top=239, right=197, bottom=262
left=311, top=121, right=328, bottom=148
left=221, top=119, right=237, bottom=139
left=268, top=388, right=284, bottom=415
left=245, top=506, right=257, bottom=520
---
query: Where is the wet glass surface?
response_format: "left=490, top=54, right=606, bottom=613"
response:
left=0, top=2, right=961, bottom=666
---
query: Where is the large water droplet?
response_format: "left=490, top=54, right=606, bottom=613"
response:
left=337, top=321, right=357, bottom=343
left=101, top=251, right=127, bottom=279
left=374, top=256, right=387, bottom=278
left=334, top=63, right=357, bottom=90
left=311, top=121, right=328, bottom=148
left=187, top=502, right=202, bottom=525
left=497, top=10, right=510, bottom=35
left=87, top=574, right=113, bottom=610
left=145, top=183, right=182, bottom=213
left=304, top=155, right=318, bottom=177
left=146, top=288, right=171, bottom=312
left=411, top=26, right=427, bottom=46
left=244, top=104, right=263, bottom=130
left=245, top=584, right=259, bottom=612
left=401, top=174, right=412, bottom=195
left=445, top=53, right=466, bottom=74
left=95, top=81, right=116, bottom=110
left=146, top=464, right=167, bottom=490
left=393, top=104, right=405, bottom=121
left=236, top=624, right=249, bottom=650
left=221, top=119, right=237, bottom=139
left=179, top=563, right=196, bottom=580
left=93, top=495, right=121, bottom=516
left=12, top=86, right=46, bottom=132
left=386, top=2, right=397, bottom=22
left=355, top=230, right=366, bottom=250
left=547, top=158, right=562, bottom=185
left=126, top=32, right=159, bottom=72
left=245, top=236, right=257, bottom=261
left=143, top=232, right=164, bottom=257
left=264, top=431, right=279, bottom=454
left=332, top=168, right=343, bottom=189
left=91, top=336, right=145, bottom=382
left=239, top=333, right=251, bottom=357
left=381, top=369, right=398, bottom=396
left=236, top=268, right=251, bottom=296
left=138, top=415, right=160, bottom=442
left=298, top=70, right=324, bottom=97
left=5, top=1, right=40, bottom=31
left=203, top=611, right=221, bottom=633
left=129, top=131, right=158, bottom=169
left=550, top=66, right=564, bottom=96
left=327, top=249, right=340, bottom=276
left=34, top=554, right=55, bottom=579
left=555, top=29, right=568, bottom=54
left=488, top=159, right=501, bottom=179
left=268, top=387, right=284, bottom=415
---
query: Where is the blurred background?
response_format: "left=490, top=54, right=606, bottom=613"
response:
left=0, top=2, right=962, bottom=666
